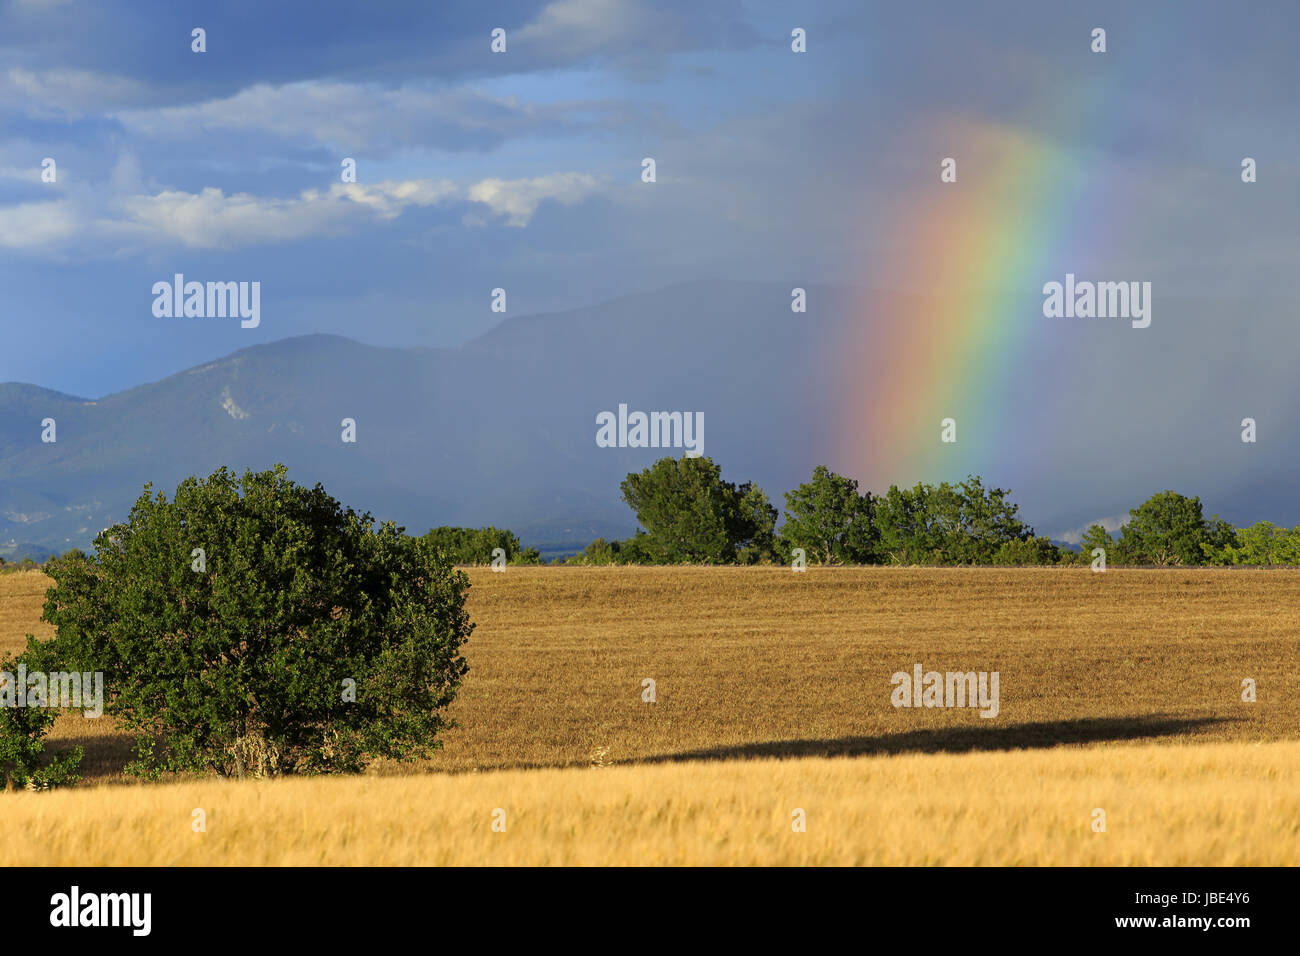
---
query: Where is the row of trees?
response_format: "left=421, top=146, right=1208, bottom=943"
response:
left=418, top=526, right=541, bottom=565
left=1209, top=521, right=1300, bottom=565
left=569, top=456, right=1277, bottom=568
left=571, top=459, right=1054, bottom=566
left=0, top=556, right=45, bottom=572
left=10, top=458, right=1292, bottom=573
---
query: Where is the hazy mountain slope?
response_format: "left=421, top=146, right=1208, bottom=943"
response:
left=0, top=281, right=849, bottom=555
left=2, top=279, right=1295, bottom=558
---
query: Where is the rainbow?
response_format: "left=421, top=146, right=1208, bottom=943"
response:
left=835, top=102, right=1130, bottom=494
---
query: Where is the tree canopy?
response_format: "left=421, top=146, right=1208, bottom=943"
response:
left=619, top=456, right=776, bottom=564
left=41, top=465, right=474, bottom=778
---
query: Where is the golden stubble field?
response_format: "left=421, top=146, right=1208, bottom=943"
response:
left=2, top=566, right=1298, bottom=864
left=5, top=741, right=1298, bottom=865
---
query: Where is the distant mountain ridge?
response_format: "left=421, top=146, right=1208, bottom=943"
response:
left=2, top=279, right=1295, bottom=561
left=0, top=281, right=848, bottom=558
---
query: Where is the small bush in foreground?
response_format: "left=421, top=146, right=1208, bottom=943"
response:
left=0, top=637, right=83, bottom=791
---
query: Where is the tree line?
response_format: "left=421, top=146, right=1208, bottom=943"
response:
left=7, top=456, right=1292, bottom=571
left=563, top=456, right=1288, bottom=568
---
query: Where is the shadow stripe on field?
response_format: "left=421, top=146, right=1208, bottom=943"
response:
left=636, top=715, right=1234, bottom=765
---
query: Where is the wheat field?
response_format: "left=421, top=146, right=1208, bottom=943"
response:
left=1, top=740, right=1297, bottom=865
left=2, top=566, right=1298, bottom=864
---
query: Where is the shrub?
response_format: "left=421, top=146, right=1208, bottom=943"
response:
left=1212, top=521, right=1300, bottom=566
left=568, top=537, right=618, bottom=565
left=419, top=526, right=540, bottom=565
left=42, top=465, right=473, bottom=779
left=0, top=638, right=83, bottom=791
left=992, top=536, right=1061, bottom=566
left=1055, top=545, right=1085, bottom=566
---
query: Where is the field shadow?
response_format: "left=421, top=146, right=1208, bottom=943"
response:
left=45, top=729, right=137, bottom=782
left=47, top=714, right=1241, bottom=780
left=637, top=714, right=1236, bottom=766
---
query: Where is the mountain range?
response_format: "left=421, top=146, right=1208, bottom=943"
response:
left=3, top=279, right=1296, bottom=561
left=0, top=280, right=848, bottom=560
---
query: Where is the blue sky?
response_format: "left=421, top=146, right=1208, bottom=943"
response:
left=3, top=0, right=1296, bottom=395
left=2, top=0, right=862, bottom=394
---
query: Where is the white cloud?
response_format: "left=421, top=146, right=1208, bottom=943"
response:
left=515, top=0, right=651, bottom=58
left=119, top=173, right=602, bottom=247
left=118, top=180, right=459, bottom=248
left=511, top=0, right=754, bottom=70
left=114, top=81, right=562, bottom=153
left=0, top=170, right=604, bottom=252
left=0, top=199, right=81, bottom=247
left=466, top=173, right=602, bottom=227
left=1, top=67, right=150, bottom=116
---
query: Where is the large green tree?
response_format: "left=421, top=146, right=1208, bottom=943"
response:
left=42, top=465, right=473, bottom=778
left=619, top=456, right=776, bottom=563
left=1118, top=491, right=1233, bottom=566
left=874, top=476, right=1032, bottom=565
left=778, top=465, right=878, bottom=564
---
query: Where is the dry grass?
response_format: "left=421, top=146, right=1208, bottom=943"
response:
left=0, top=570, right=55, bottom=649
left=416, top=566, right=1299, bottom=775
left=1, top=740, right=1296, bottom=865
left=0, top=571, right=133, bottom=778
left=3, top=566, right=1298, bottom=864
left=2, top=566, right=1298, bottom=782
